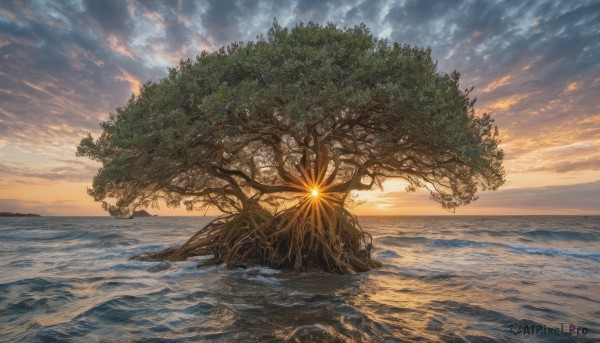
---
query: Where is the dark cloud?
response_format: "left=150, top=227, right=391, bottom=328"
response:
left=344, top=1, right=381, bottom=24
left=294, top=0, right=344, bottom=22
left=133, top=1, right=202, bottom=52
left=387, top=0, right=462, bottom=27
left=201, top=0, right=246, bottom=44
left=197, top=0, right=293, bottom=45
left=84, top=0, right=132, bottom=35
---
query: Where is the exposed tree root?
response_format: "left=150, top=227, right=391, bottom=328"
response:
left=131, top=206, right=382, bottom=274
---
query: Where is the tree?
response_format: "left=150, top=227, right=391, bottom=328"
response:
left=77, top=22, right=505, bottom=274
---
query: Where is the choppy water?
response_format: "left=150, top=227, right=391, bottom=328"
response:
left=0, top=216, right=599, bottom=342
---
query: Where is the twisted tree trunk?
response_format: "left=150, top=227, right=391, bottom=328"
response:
left=132, top=204, right=381, bottom=274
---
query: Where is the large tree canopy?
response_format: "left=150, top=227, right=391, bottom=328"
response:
left=78, top=22, right=504, bottom=273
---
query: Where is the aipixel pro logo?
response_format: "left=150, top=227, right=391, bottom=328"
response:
left=509, top=322, right=589, bottom=336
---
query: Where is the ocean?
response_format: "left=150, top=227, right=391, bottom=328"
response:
left=0, top=216, right=598, bottom=342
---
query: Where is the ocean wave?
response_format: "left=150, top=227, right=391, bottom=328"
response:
left=507, top=246, right=600, bottom=260
left=525, top=229, right=599, bottom=241
left=377, top=235, right=500, bottom=249
left=376, top=235, right=600, bottom=261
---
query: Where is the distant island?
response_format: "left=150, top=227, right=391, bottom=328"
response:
left=132, top=210, right=156, bottom=217
left=0, top=212, right=41, bottom=217
left=115, top=210, right=157, bottom=219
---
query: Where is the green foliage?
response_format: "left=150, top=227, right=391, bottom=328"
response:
left=77, top=22, right=505, bottom=215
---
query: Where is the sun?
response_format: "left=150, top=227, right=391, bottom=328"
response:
left=311, top=188, right=319, bottom=198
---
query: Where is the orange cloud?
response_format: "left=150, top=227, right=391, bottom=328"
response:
left=483, top=75, right=512, bottom=92
left=107, top=35, right=134, bottom=59
left=566, top=82, right=579, bottom=91
left=116, top=68, right=140, bottom=96
left=482, top=93, right=529, bottom=112
left=23, top=79, right=52, bottom=96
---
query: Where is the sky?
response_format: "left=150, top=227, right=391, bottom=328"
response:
left=0, top=0, right=599, bottom=216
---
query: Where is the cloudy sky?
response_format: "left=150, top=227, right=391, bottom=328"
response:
left=0, top=0, right=599, bottom=216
